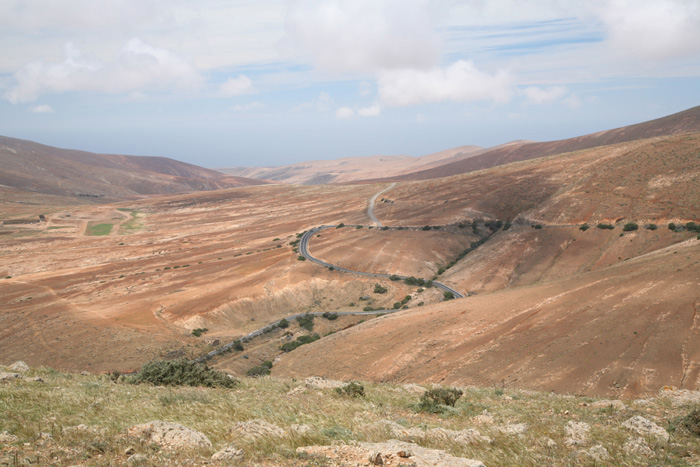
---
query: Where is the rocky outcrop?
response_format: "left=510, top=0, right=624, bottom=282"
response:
left=565, top=421, right=591, bottom=446
left=299, top=440, right=485, bottom=467
left=127, top=420, right=212, bottom=450
left=622, top=416, right=669, bottom=441
left=228, top=419, right=285, bottom=442
left=211, top=445, right=244, bottom=462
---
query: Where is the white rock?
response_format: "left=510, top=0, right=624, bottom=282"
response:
left=658, top=387, right=700, bottom=407
left=624, top=437, right=654, bottom=457
left=299, top=440, right=486, bottom=467
left=586, top=445, right=610, bottom=462
left=8, top=361, right=29, bottom=373
left=127, top=420, right=212, bottom=450
left=228, top=419, right=285, bottom=442
left=497, top=423, right=527, bottom=435
left=565, top=421, right=591, bottom=446
left=211, top=445, right=244, bottom=462
left=0, top=431, right=19, bottom=444
left=304, top=376, right=345, bottom=390
left=590, top=399, right=626, bottom=410
left=622, top=416, right=669, bottom=442
left=0, top=372, right=21, bottom=382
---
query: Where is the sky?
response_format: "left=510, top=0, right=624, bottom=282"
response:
left=1, top=0, right=699, bottom=168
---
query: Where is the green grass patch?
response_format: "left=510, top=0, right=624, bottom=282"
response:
left=85, top=223, right=114, bottom=236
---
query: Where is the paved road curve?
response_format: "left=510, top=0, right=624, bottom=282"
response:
left=299, top=225, right=464, bottom=298
left=367, top=182, right=396, bottom=227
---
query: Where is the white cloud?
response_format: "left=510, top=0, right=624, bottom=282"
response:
left=415, top=113, right=426, bottom=122
left=563, top=95, right=582, bottom=109
left=590, top=0, right=700, bottom=60
left=4, top=38, right=202, bottom=103
left=523, top=86, right=567, bottom=104
left=359, top=81, right=373, bottom=97
left=220, top=74, right=254, bottom=97
left=285, top=0, right=440, bottom=73
left=296, top=91, right=333, bottom=111
left=357, top=105, right=381, bottom=117
left=233, top=101, right=265, bottom=111
left=378, top=60, right=512, bottom=107
left=335, top=106, right=355, bottom=119
left=29, top=104, right=54, bottom=113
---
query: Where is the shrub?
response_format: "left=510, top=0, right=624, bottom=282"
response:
left=129, top=360, right=236, bottom=388
left=422, top=225, right=432, bottom=231
left=503, top=221, right=512, bottom=231
left=246, top=365, right=270, bottom=377
left=381, top=226, right=389, bottom=230
left=393, top=302, right=401, bottom=309
left=389, top=275, right=401, bottom=281
left=417, top=387, right=463, bottom=413
left=687, top=222, right=700, bottom=232
left=532, top=224, right=542, bottom=229
left=443, top=291, right=455, bottom=300
left=646, top=223, right=658, bottom=230
left=280, top=333, right=320, bottom=352
left=191, top=328, right=209, bottom=337
left=404, top=276, right=425, bottom=286
left=297, top=314, right=314, bottom=331
left=669, top=222, right=677, bottom=231
left=233, top=340, right=244, bottom=351
left=336, top=223, right=345, bottom=229
left=322, top=312, right=338, bottom=320
left=579, top=224, right=589, bottom=231
left=681, top=409, right=700, bottom=436
left=335, top=381, right=365, bottom=397
left=437, top=267, right=445, bottom=275
left=623, top=222, right=639, bottom=232
left=277, top=319, right=289, bottom=329
left=373, top=284, right=388, bottom=294
left=363, top=306, right=374, bottom=312
left=597, top=223, right=614, bottom=230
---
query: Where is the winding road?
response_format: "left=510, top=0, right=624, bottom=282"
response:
left=194, top=183, right=465, bottom=364
left=367, top=182, right=395, bottom=227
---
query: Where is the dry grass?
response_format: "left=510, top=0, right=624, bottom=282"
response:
left=2, top=365, right=700, bottom=466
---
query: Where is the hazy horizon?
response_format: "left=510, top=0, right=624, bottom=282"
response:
left=1, top=1, right=699, bottom=167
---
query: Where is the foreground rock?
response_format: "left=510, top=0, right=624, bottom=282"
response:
left=0, top=372, right=21, bottom=382
left=127, top=420, right=212, bottom=450
left=228, top=419, right=285, bottom=442
left=299, top=440, right=485, bottom=467
left=211, top=445, right=244, bottom=462
left=365, top=420, right=490, bottom=445
left=8, top=361, right=29, bottom=373
left=622, top=416, right=669, bottom=441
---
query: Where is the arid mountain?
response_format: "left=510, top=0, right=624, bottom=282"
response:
left=273, top=132, right=700, bottom=397
left=217, top=145, right=490, bottom=185
left=0, top=135, right=269, bottom=201
left=1, top=120, right=699, bottom=398
left=367, top=105, right=700, bottom=182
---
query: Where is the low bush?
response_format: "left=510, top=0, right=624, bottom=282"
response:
left=322, top=312, right=338, bottom=320
left=404, top=276, right=426, bottom=286
left=422, top=225, right=432, bottom=231
left=374, top=284, right=388, bottom=294
left=191, top=328, right=209, bottom=337
left=681, top=409, right=700, bottom=436
left=579, top=224, right=589, bottom=231
left=389, top=275, right=401, bottom=281
left=233, top=340, right=244, bottom=351
left=532, top=224, right=543, bottom=230
left=417, top=387, right=463, bottom=413
left=297, top=314, right=315, bottom=331
left=129, top=360, right=236, bottom=388
left=623, top=222, right=639, bottom=231
left=297, top=256, right=306, bottom=261
left=277, top=319, right=289, bottom=329
left=646, top=224, right=658, bottom=230
left=336, top=223, right=345, bottom=229
left=335, top=381, right=365, bottom=397
left=393, top=302, right=401, bottom=309
left=443, top=291, right=455, bottom=300
left=597, top=223, right=615, bottom=230
left=246, top=365, right=270, bottom=377
left=280, top=333, right=320, bottom=352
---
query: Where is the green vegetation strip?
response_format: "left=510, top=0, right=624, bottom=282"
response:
left=85, top=223, right=114, bottom=236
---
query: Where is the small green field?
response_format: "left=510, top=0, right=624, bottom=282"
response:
left=86, top=223, right=114, bottom=236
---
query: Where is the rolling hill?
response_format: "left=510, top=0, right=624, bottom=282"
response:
left=0, top=135, right=269, bottom=201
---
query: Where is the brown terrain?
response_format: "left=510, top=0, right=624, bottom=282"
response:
left=365, top=105, right=700, bottom=182
left=0, top=135, right=269, bottom=201
left=217, top=144, right=497, bottom=185
left=1, top=108, right=699, bottom=398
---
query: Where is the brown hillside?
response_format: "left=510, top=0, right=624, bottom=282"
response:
left=273, top=133, right=700, bottom=397
left=217, top=145, right=487, bottom=185
left=0, top=135, right=268, bottom=200
left=372, top=105, right=700, bottom=182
